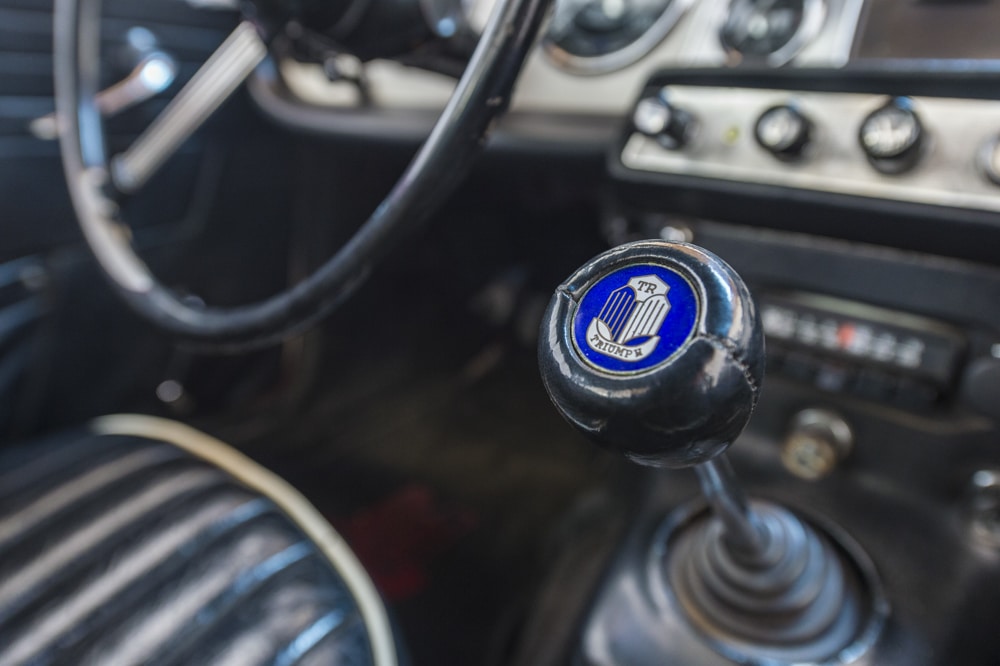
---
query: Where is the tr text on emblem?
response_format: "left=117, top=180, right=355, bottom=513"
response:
left=586, top=275, right=671, bottom=362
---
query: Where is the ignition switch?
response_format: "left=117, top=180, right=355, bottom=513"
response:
left=781, top=408, right=853, bottom=480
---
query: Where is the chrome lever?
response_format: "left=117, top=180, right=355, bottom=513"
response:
left=31, top=50, right=178, bottom=141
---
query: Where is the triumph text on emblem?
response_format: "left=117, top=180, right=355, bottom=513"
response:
left=586, top=275, right=671, bottom=362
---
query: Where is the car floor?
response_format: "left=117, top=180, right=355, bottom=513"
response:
left=233, top=258, right=625, bottom=665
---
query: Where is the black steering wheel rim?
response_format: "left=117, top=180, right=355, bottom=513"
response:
left=54, top=0, right=552, bottom=351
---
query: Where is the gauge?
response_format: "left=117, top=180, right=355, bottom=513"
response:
left=543, top=0, right=694, bottom=75
left=719, top=0, right=825, bottom=66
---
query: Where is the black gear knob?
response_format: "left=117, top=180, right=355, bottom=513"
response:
left=538, top=241, right=765, bottom=468
left=538, top=242, right=883, bottom=664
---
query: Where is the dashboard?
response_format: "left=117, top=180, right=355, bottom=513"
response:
left=277, top=0, right=865, bottom=115
left=268, top=0, right=1000, bottom=115
left=258, top=0, right=1000, bottom=235
left=3, top=2, right=998, bottom=248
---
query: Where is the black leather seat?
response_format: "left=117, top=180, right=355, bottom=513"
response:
left=0, top=415, right=396, bottom=666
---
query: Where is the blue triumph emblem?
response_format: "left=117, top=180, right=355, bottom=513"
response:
left=572, top=263, right=699, bottom=374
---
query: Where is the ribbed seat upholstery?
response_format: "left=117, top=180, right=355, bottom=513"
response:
left=0, top=418, right=394, bottom=666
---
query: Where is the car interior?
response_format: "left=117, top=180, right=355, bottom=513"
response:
left=2, top=0, right=1000, bottom=664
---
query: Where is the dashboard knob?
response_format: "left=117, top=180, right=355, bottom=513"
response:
left=859, top=97, right=924, bottom=174
left=632, top=92, right=697, bottom=151
left=537, top=240, right=764, bottom=469
left=754, top=104, right=812, bottom=160
left=978, top=134, right=1000, bottom=187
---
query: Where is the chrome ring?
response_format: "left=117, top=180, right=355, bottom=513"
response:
left=543, top=0, right=695, bottom=75
left=719, top=0, right=827, bottom=67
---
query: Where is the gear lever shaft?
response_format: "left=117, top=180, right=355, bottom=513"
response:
left=695, top=457, right=767, bottom=555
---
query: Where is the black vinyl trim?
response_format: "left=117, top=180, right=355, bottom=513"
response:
left=0, top=427, right=379, bottom=666
left=0, top=432, right=147, bottom=503
left=153, top=542, right=316, bottom=666
left=47, top=497, right=280, bottom=665
left=273, top=609, right=351, bottom=666
left=0, top=473, right=233, bottom=629
left=638, top=65, right=1000, bottom=100
left=0, top=444, right=185, bottom=552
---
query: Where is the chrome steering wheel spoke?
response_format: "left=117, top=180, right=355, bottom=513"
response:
left=110, top=21, right=267, bottom=193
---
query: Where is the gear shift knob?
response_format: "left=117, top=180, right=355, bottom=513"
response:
left=539, top=241, right=884, bottom=664
left=538, top=240, right=765, bottom=468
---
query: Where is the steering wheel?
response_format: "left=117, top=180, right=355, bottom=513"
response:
left=54, top=0, right=551, bottom=350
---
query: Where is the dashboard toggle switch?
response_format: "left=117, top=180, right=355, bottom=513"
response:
left=755, top=103, right=812, bottom=160
left=632, top=91, right=697, bottom=150
left=859, top=97, right=924, bottom=174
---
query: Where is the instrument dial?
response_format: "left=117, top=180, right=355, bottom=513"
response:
left=720, top=0, right=826, bottom=66
left=544, top=0, right=693, bottom=74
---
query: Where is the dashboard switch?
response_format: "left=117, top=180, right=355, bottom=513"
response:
left=755, top=104, right=812, bottom=160
left=632, top=92, right=696, bottom=150
left=859, top=97, right=924, bottom=174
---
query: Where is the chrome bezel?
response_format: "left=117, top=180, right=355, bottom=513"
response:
left=542, top=0, right=695, bottom=76
left=720, top=0, right=827, bottom=67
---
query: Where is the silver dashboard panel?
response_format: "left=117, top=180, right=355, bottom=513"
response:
left=620, top=86, right=1000, bottom=213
